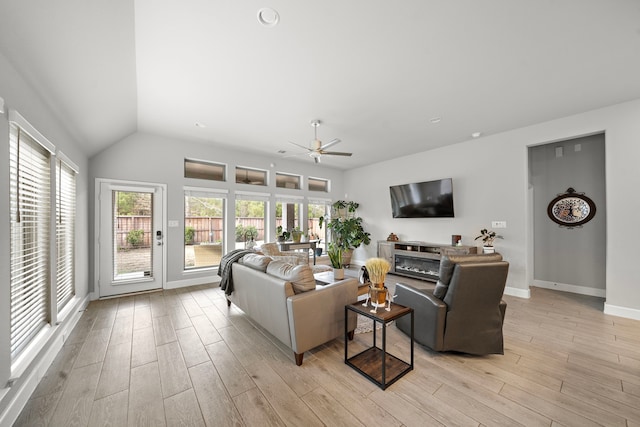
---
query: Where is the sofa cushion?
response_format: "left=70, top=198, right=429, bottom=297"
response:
left=266, top=260, right=316, bottom=294
left=433, top=253, right=503, bottom=299
left=240, top=253, right=272, bottom=272
left=269, top=255, right=307, bottom=266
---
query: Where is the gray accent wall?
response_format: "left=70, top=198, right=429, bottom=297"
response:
left=529, top=134, right=606, bottom=292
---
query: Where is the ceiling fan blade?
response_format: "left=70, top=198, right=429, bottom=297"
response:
left=320, top=138, right=340, bottom=150
left=321, top=151, right=352, bottom=156
left=288, top=141, right=312, bottom=151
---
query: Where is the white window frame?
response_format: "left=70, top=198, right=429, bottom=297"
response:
left=184, top=187, right=228, bottom=271
left=8, top=110, right=55, bottom=376
left=56, top=151, right=78, bottom=313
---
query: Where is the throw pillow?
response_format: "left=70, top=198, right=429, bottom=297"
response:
left=240, top=253, right=272, bottom=272
left=266, top=260, right=316, bottom=294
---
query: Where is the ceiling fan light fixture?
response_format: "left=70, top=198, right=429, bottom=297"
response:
left=285, top=119, right=352, bottom=163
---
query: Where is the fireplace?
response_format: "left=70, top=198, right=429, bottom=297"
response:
left=393, top=254, right=440, bottom=281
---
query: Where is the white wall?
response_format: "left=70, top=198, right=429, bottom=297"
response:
left=345, top=98, right=640, bottom=319
left=0, top=52, right=90, bottom=421
left=89, top=132, right=346, bottom=290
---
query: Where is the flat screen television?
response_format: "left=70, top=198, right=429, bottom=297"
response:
left=389, top=178, right=454, bottom=218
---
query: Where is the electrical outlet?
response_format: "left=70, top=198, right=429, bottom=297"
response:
left=491, top=221, right=507, bottom=228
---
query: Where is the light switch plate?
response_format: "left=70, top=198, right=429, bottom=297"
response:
left=168, top=220, right=179, bottom=228
left=491, top=221, right=507, bottom=228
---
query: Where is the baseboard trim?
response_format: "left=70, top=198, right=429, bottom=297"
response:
left=604, top=303, right=640, bottom=321
left=0, top=294, right=89, bottom=427
left=532, top=280, right=606, bottom=298
left=504, top=286, right=531, bottom=299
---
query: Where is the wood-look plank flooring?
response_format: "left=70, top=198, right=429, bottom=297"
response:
left=14, top=276, right=640, bottom=427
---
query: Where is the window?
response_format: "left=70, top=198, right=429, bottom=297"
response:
left=185, top=188, right=227, bottom=269
left=235, top=192, right=268, bottom=249
left=235, top=167, right=267, bottom=186
left=9, top=114, right=54, bottom=361
left=308, top=177, right=329, bottom=192
left=308, top=198, right=331, bottom=253
left=56, top=154, right=77, bottom=310
left=276, top=172, right=301, bottom=189
left=184, top=158, right=226, bottom=181
left=276, top=195, right=303, bottom=236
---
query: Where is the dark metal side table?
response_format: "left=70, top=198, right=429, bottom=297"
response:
left=344, top=301, right=414, bottom=390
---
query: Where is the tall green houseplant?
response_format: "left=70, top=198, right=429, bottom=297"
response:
left=320, top=200, right=371, bottom=266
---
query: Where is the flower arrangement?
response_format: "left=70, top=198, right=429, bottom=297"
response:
left=474, top=229, right=503, bottom=247
left=365, top=257, right=391, bottom=285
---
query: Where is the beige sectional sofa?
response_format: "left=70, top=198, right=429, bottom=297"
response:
left=227, top=253, right=358, bottom=365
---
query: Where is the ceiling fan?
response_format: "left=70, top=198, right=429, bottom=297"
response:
left=287, top=120, right=352, bottom=163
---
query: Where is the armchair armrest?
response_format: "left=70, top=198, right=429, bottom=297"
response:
left=286, top=278, right=358, bottom=355
left=394, top=282, right=447, bottom=351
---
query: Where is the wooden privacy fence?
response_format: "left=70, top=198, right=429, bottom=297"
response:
left=115, top=216, right=152, bottom=249
left=117, top=216, right=324, bottom=248
left=185, top=217, right=225, bottom=243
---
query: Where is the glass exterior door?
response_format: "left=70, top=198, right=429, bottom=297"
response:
left=99, top=182, right=164, bottom=297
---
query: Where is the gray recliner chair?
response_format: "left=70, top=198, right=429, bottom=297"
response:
left=395, top=253, right=509, bottom=355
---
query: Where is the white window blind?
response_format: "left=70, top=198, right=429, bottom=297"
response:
left=235, top=191, right=270, bottom=202
left=9, top=122, right=52, bottom=360
left=56, top=157, right=76, bottom=310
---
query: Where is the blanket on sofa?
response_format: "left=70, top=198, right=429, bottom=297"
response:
left=218, top=249, right=252, bottom=295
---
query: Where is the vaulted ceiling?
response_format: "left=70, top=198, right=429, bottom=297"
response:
left=1, top=1, right=640, bottom=169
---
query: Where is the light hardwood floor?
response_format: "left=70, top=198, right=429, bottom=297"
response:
left=14, top=275, right=640, bottom=427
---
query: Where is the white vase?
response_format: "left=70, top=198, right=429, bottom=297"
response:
left=483, top=246, right=495, bottom=254
left=333, top=268, right=344, bottom=280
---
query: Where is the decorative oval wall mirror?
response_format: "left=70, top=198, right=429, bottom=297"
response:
left=547, top=187, right=596, bottom=227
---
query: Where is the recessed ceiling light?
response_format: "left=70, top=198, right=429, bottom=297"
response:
left=429, top=117, right=442, bottom=124
left=257, top=8, right=279, bottom=27
left=471, top=132, right=482, bottom=138
left=195, top=122, right=206, bottom=128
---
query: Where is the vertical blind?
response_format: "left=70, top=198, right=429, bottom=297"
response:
left=9, top=123, right=52, bottom=359
left=56, top=158, right=76, bottom=310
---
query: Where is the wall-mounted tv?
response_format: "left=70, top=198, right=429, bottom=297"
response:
left=390, top=178, right=455, bottom=218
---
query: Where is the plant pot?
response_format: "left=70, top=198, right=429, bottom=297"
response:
left=291, top=231, right=302, bottom=243
left=341, top=248, right=354, bottom=267
left=315, top=248, right=323, bottom=257
left=483, top=246, right=495, bottom=254
left=369, top=283, right=387, bottom=307
left=333, top=268, right=344, bottom=280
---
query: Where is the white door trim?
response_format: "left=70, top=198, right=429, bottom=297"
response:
left=94, top=178, right=167, bottom=298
